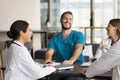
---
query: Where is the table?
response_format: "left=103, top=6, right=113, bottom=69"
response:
left=35, top=59, right=112, bottom=80
left=51, top=63, right=112, bottom=79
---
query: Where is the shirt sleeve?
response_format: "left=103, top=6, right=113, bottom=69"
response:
left=94, top=41, right=103, bottom=59
left=86, top=40, right=120, bottom=78
left=75, top=32, right=85, bottom=45
left=17, top=48, right=56, bottom=79
left=48, top=37, right=56, bottom=50
left=94, top=39, right=111, bottom=59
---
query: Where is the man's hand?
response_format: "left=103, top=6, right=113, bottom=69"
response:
left=62, top=60, right=74, bottom=65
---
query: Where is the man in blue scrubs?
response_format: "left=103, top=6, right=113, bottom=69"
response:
left=44, top=11, right=85, bottom=65
left=44, top=11, right=85, bottom=80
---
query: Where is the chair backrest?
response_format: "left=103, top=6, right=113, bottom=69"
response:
left=83, top=44, right=93, bottom=58
left=83, top=44, right=99, bottom=62
left=92, top=44, right=99, bottom=56
left=5, top=40, right=12, bottom=48
left=0, top=41, right=6, bottom=80
left=35, top=48, right=56, bottom=60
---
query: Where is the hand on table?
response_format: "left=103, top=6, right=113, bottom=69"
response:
left=62, top=60, right=74, bottom=65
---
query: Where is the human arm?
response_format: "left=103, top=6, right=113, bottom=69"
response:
left=94, top=39, right=111, bottom=59
left=15, top=48, right=56, bottom=79
left=86, top=40, right=120, bottom=78
left=44, top=48, right=54, bottom=64
left=62, top=31, right=85, bottom=65
left=94, top=43, right=103, bottom=59
left=100, top=45, right=110, bottom=50
left=62, top=44, right=84, bottom=65
left=95, top=45, right=110, bottom=59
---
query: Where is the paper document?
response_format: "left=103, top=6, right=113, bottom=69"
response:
left=54, top=64, right=74, bottom=70
left=51, top=62, right=61, bottom=66
left=34, top=59, right=60, bottom=66
left=34, top=59, right=74, bottom=70
left=80, top=62, right=91, bottom=67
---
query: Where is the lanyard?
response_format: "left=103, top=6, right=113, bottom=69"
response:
left=13, top=42, right=21, bottom=47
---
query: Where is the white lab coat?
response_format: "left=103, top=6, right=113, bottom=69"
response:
left=5, top=40, right=56, bottom=80
left=86, top=39, right=120, bottom=80
left=94, top=38, right=112, bottom=59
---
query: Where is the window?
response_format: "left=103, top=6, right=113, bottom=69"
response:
left=40, top=0, right=118, bottom=44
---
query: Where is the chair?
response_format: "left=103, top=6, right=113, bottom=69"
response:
left=92, top=44, right=99, bottom=56
left=34, top=48, right=56, bottom=60
left=84, top=56, right=89, bottom=62
left=83, top=44, right=93, bottom=62
left=83, top=44, right=99, bottom=62
left=0, top=41, right=6, bottom=80
left=35, top=49, right=47, bottom=59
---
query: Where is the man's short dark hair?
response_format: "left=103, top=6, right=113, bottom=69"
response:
left=60, top=11, right=73, bottom=20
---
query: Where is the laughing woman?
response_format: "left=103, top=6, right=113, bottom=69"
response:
left=81, top=19, right=120, bottom=80
left=5, top=20, right=56, bottom=80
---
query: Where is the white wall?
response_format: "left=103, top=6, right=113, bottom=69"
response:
left=0, top=0, right=42, bottom=53
left=0, top=0, right=41, bottom=31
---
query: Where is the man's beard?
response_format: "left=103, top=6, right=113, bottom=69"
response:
left=62, top=25, right=71, bottom=30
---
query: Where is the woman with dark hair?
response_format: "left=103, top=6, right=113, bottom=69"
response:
left=5, top=20, right=56, bottom=80
left=80, top=19, right=120, bottom=80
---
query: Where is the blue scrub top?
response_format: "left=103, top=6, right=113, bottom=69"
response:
left=48, top=30, right=85, bottom=63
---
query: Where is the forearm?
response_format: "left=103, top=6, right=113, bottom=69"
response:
left=45, top=49, right=54, bottom=60
left=45, top=53, right=52, bottom=60
left=70, top=49, right=81, bottom=63
left=70, top=44, right=83, bottom=63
